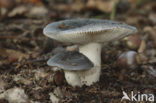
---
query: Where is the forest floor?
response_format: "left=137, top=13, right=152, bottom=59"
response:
left=0, top=0, right=156, bottom=103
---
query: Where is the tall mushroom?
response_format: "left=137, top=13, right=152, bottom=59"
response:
left=43, top=18, right=137, bottom=87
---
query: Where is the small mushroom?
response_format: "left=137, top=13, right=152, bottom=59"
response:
left=43, top=18, right=137, bottom=87
left=47, top=51, right=93, bottom=70
left=47, top=51, right=93, bottom=86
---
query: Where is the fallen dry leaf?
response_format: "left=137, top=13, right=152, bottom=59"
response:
left=49, top=92, right=60, bottom=103
left=29, top=0, right=43, bottom=5
left=27, top=6, right=48, bottom=18
left=0, top=0, right=15, bottom=8
left=8, top=5, right=27, bottom=17
left=128, top=0, right=144, bottom=8
left=6, top=49, right=29, bottom=63
left=86, top=0, right=115, bottom=13
left=71, top=1, right=85, bottom=12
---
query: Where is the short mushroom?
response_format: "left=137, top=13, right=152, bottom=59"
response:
left=47, top=51, right=94, bottom=86
left=43, top=18, right=137, bottom=87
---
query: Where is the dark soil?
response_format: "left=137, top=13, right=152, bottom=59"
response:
left=0, top=0, right=156, bottom=103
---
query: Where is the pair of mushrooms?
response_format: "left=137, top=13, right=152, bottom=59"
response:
left=43, top=18, right=137, bottom=87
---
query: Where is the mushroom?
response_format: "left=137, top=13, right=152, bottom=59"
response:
left=43, top=18, right=137, bottom=87
left=47, top=51, right=94, bottom=86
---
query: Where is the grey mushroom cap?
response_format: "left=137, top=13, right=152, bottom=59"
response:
left=47, top=51, right=94, bottom=70
left=43, top=18, right=137, bottom=44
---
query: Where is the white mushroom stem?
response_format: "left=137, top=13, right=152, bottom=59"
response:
left=64, top=42, right=102, bottom=87
left=78, top=42, right=102, bottom=86
left=64, top=70, right=82, bottom=87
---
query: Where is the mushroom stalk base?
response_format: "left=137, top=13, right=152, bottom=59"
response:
left=64, top=42, right=102, bottom=87
left=79, top=42, right=102, bottom=86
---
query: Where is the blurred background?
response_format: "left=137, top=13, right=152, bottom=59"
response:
left=0, top=0, right=155, bottom=20
left=0, top=0, right=156, bottom=103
